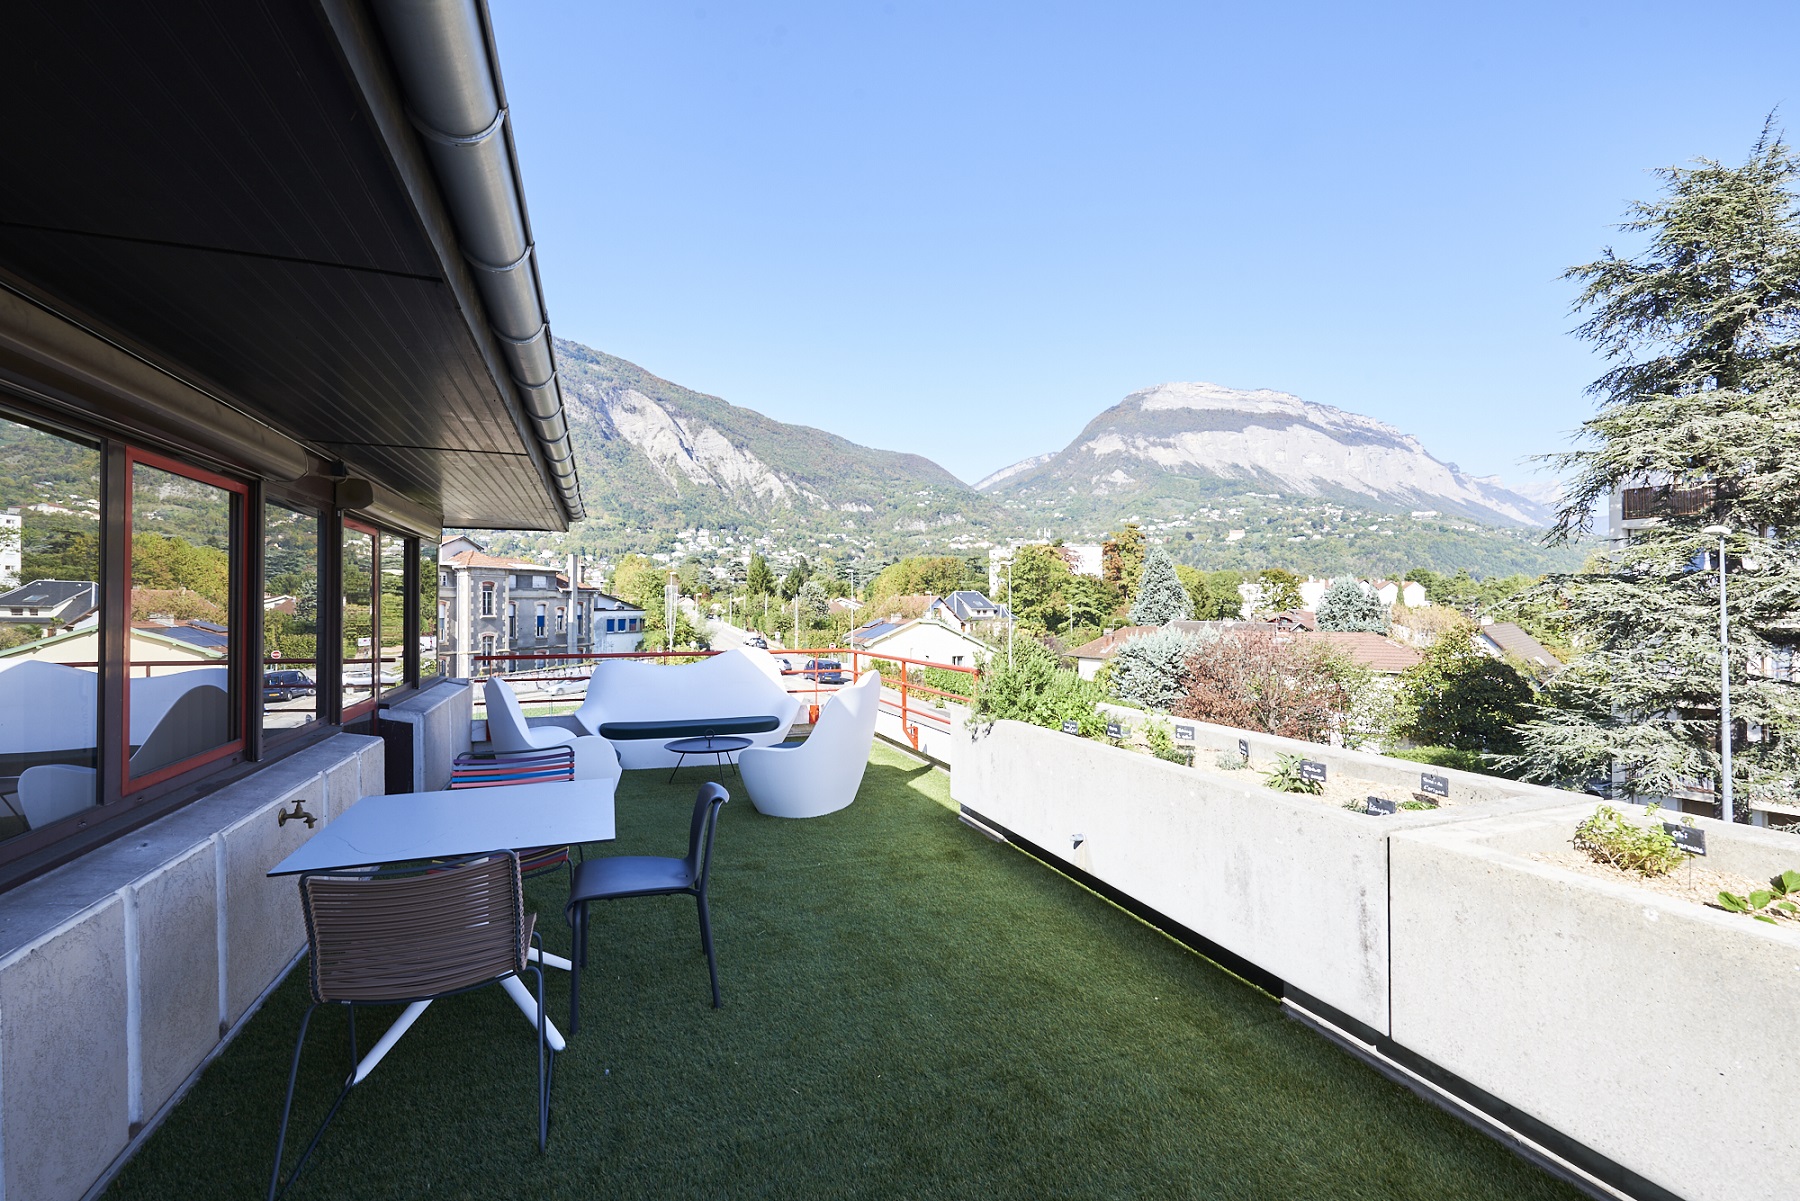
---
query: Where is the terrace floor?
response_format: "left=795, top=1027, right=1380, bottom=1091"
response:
left=104, top=744, right=1581, bottom=1200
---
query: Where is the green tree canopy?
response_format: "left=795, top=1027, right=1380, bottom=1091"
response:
left=1510, top=124, right=1800, bottom=807
left=1315, top=578, right=1387, bottom=633
left=745, top=553, right=775, bottom=597
left=779, top=556, right=811, bottom=600
left=1252, top=568, right=1303, bottom=615
left=1398, top=627, right=1535, bottom=754
left=1128, top=547, right=1194, bottom=625
left=1102, top=524, right=1146, bottom=596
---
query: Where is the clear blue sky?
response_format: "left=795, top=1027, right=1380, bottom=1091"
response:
left=491, top=0, right=1795, bottom=492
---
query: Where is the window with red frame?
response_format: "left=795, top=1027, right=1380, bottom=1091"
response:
left=124, top=451, right=245, bottom=793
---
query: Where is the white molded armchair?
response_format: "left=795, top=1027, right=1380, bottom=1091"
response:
left=737, top=671, right=881, bottom=819
left=484, top=677, right=580, bottom=754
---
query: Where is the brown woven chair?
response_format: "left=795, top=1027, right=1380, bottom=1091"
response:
left=268, top=852, right=551, bottom=1200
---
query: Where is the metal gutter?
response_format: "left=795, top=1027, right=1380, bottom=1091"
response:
left=366, top=0, right=584, bottom=522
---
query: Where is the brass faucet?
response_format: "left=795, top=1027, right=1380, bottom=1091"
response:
left=277, top=800, right=318, bottom=829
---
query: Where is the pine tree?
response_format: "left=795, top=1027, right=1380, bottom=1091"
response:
left=745, top=553, right=775, bottom=597
left=1510, top=123, right=1800, bottom=812
left=1315, top=578, right=1386, bottom=632
left=1128, top=547, right=1193, bottom=625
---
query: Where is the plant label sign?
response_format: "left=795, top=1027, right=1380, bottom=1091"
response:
left=1419, top=772, right=1450, bottom=799
left=1365, top=797, right=1397, bottom=816
left=1663, top=822, right=1706, bottom=856
left=1105, top=722, right=1124, bottom=739
left=1300, top=760, right=1327, bottom=784
left=1061, top=720, right=1081, bottom=735
left=1174, top=723, right=1195, bottom=743
left=1238, top=738, right=1250, bottom=760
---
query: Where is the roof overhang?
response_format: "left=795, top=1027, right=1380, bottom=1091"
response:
left=0, top=0, right=579, bottom=530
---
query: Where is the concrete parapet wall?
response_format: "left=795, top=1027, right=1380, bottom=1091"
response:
left=0, top=733, right=384, bottom=1201
left=951, top=720, right=1576, bottom=1033
left=1390, top=804, right=1800, bottom=1201
left=382, top=678, right=474, bottom=793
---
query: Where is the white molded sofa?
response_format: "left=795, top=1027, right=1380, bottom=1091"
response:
left=571, top=648, right=801, bottom=770
left=738, top=670, right=881, bottom=819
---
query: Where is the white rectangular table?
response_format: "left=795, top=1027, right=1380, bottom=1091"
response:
left=268, top=778, right=615, bottom=1077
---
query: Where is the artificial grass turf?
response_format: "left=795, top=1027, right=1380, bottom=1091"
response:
left=104, top=743, right=1582, bottom=1201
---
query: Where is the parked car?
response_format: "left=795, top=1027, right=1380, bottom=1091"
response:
left=801, top=658, right=847, bottom=684
left=262, top=669, right=316, bottom=703
left=742, top=633, right=768, bottom=649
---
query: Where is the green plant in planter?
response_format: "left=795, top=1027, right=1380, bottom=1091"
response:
left=1571, top=805, right=1685, bottom=877
left=1718, top=869, right=1800, bottom=925
left=1262, top=753, right=1322, bottom=795
left=1144, top=720, right=1189, bottom=764
left=1214, top=752, right=1247, bottom=771
left=1399, top=799, right=1437, bottom=811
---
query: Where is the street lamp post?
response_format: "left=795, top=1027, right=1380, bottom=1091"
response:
left=1702, top=524, right=1734, bottom=822
left=1006, top=557, right=1014, bottom=670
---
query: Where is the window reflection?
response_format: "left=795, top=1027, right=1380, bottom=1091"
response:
left=341, top=523, right=375, bottom=716
left=419, top=540, right=440, bottom=679
left=262, top=503, right=319, bottom=731
left=127, top=459, right=236, bottom=782
left=0, top=415, right=102, bottom=838
left=378, top=534, right=405, bottom=695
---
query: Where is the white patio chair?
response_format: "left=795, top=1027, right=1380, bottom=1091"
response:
left=737, top=671, right=881, bottom=819
left=484, top=677, right=579, bottom=754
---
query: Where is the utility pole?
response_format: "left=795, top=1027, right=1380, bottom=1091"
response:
left=1703, top=524, right=1735, bottom=821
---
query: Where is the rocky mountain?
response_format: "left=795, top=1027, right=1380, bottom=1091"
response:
left=980, top=381, right=1555, bottom=528
left=543, top=339, right=1000, bottom=557
left=474, top=350, right=1582, bottom=579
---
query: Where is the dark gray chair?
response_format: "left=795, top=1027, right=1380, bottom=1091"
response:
left=564, top=782, right=729, bottom=1031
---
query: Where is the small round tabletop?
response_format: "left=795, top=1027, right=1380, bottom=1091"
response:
left=664, top=735, right=754, bottom=755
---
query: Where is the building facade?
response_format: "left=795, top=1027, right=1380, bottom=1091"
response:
left=437, top=535, right=643, bottom=675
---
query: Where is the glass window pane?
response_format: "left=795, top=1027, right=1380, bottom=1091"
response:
left=128, top=460, right=235, bottom=781
left=0, top=414, right=102, bottom=838
left=378, top=533, right=405, bottom=695
left=419, top=539, right=440, bottom=680
left=341, top=523, right=374, bottom=715
left=262, top=502, right=319, bottom=732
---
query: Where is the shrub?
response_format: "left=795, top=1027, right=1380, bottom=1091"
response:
left=1385, top=745, right=1491, bottom=774
left=972, top=638, right=1107, bottom=737
left=1571, top=805, right=1686, bottom=876
left=1315, top=578, right=1387, bottom=633
left=1109, top=627, right=1203, bottom=712
left=1262, top=752, right=1322, bottom=795
left=1215, top=752, right=1247, bottom=771
left=1144, top=719, right=1188, bottom=764
left=1174, top=627, right=1348, bottom=743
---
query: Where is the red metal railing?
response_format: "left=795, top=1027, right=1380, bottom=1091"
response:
left=467, top=646, right=981, bottom=753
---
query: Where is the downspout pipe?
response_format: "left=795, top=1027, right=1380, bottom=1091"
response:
left=367, top=0, right=585, bottom=522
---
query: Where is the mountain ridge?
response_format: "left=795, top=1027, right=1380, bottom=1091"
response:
left=981, top=381, right=1554, bottom=528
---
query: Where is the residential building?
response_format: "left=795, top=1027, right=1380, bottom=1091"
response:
left=438, top=536, right=644, bottom=673
left=0, top=509, right=18, bottom=586
left=1474, top=619, right=1561, bottom=673
left=926, top=590, right=1011, bottom=636
left=0, top=579, right=97, bottom=626
left=851, top=613, right=991, bottom=670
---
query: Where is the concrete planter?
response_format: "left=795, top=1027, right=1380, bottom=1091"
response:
left=1390, top=803, right=1800, bottom=1201
left=953, top=719, right=1576, bottom=1034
